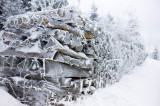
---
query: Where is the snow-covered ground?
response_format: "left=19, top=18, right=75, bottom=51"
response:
left=0, top=58, right=160, bottom=106
left=68, top=58, right=160, bottom=106
left=0, top=87, right=26, bottom=106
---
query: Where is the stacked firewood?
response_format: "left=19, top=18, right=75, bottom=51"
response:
left=0, top=7, right=147, bottom=105
left=0, top=8, right=107, bottom=105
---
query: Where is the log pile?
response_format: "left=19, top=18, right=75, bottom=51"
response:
left=0, top=7, right=146, bottom=105
left=0, top=8, right=106, bottom=105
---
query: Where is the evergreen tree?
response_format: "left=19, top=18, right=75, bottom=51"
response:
left=152, top=48, right=159, bottom=60
left=90, top=3, right=98, bottom=21
left=126, top=12, right=140, bottom=44
left=30, top=0, right=68, bottom=11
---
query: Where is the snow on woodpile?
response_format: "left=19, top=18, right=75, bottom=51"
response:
left=0, top=1, right=146, bottom=106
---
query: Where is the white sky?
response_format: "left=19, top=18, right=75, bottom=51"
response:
left=68, top=0, right=160, bottom=49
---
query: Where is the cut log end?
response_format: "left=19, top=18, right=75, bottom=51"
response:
left=43, top=19, right=48, bottom=22
left=85, top=33, right=93, bottom=39
left=61, top=26, right=67, bottom=31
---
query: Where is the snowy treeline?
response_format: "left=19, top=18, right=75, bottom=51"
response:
left=0, top=0, right=146, bottom=105
left=96, top=12, right=146, bottom=82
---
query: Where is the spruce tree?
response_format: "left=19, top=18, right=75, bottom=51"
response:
left=152, top=48, right=159, bottom=60
left=90, top=3, right=98, bottom=21
left=30, top=0, right=68, bottom=11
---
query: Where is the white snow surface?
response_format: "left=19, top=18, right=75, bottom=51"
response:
left=0, top=58, right=160, bottom=106
left=66, top=58, right=160, bottom=106
left=0, top=88, right=26, bottom=106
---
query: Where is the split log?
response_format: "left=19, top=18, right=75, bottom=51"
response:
left=45, top=60, right=89, bottom=78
